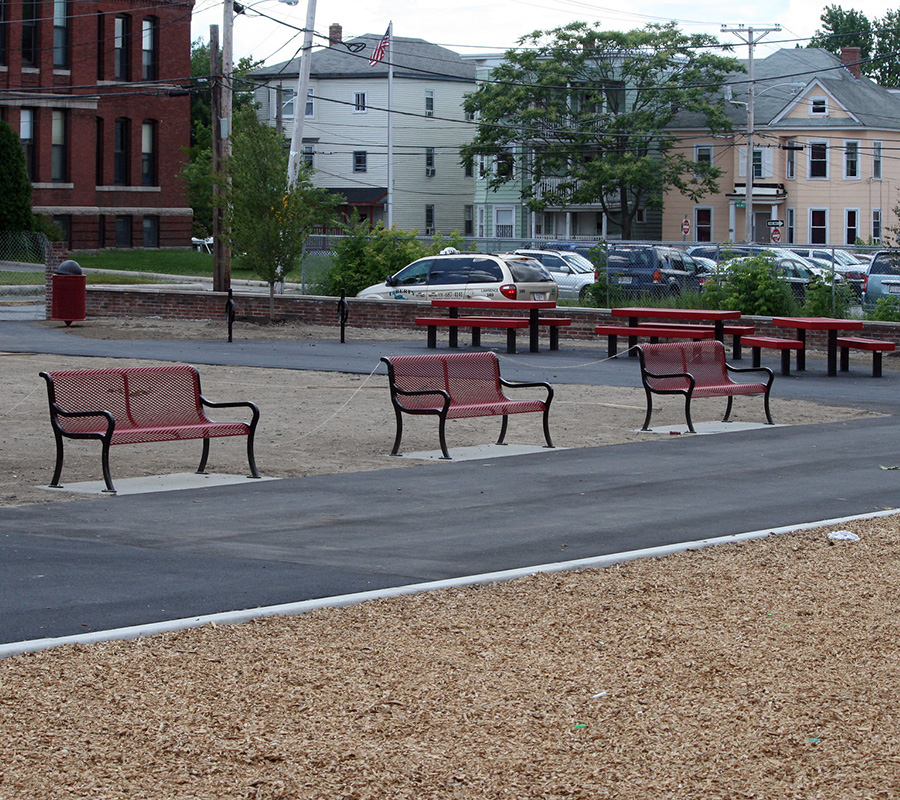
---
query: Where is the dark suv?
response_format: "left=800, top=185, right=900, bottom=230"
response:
left=601, top=245, right=707, bottom=297
left=863, top=250, right=900, bottom=305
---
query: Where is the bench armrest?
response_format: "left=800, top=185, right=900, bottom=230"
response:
left=390, top=386, right=452, bottom=414
left=200, top=397, right=261, bottom=432
left=49, top=407, right=116, bottom=438
left=725, top=364, right=775, bottom=388
left=641, top=368, right=692, bottom=382
left=499, top=378, right=554, bottom=405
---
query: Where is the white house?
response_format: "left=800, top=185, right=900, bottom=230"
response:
left=250, top=24, right=476, bottom=236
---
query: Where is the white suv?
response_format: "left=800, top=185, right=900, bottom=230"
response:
left=506, top=249, right=596, bottom=300
left=357, top=253, right=558, bottom=302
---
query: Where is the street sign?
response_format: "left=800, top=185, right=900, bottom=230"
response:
left=682, top=219, right=691, bottom=235
left=767, top=219, right=784, bottom=228
left=771, top=228, right=782, bottom=243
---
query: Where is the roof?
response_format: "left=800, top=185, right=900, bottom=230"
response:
left=250, top=35, right=475, bottom=84
left=672, top=47, right=900, bottom=133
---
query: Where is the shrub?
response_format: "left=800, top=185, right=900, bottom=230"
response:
left=803, top=276, right=854, bottom=318
left=717, top=254, right=798, bottom=316
left=868, top=295, right=900, bottom=322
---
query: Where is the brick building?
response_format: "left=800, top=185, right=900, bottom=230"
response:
left=0, top=0, right=194, bottom=249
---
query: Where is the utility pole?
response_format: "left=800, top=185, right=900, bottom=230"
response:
left=287, top=0, right=317, bottom=187
left=722, top=24, right=780, bottom=243
left=210, top=25, right=229, bottom=292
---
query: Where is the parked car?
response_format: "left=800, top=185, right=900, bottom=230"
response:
left=602, top=245, right=708, bottom=297
left=356, top=253, right=558, bottom=302
left=786, top=247, right=867, bottom=296
left=863, top=250, right=900, bottom=305
left=706, top=253, right=826, bottom=303
left=545, top=241, right=604, bottom=265
left=506, top=249, right=596, bottom=300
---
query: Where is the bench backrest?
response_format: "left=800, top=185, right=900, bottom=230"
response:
left=638, top=340, right=729, bottom=391
left=384, top=352, right=505, bottom=408
left=43, top=365, right=208, bottom=432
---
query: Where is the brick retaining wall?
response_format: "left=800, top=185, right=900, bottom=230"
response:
left=69, top=284, right=900, bottom=350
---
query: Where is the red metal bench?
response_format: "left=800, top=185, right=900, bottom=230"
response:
left=837, top=336, right=896, bottom=377
left=381, top=352, right=554, bottom=459
left=595, top=324, right=715, bottom=358
left=637, top=340, right=774, bottom=433
left=40, top=365, right=261, bottom=494
left=742, top=335, right=804, bottom=376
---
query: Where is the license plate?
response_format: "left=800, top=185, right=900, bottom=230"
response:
left=533, top=292, right=546, bottom=300
left=618, top=276, right=632, bottom=285
left=889, top=285, right=900, bottom=294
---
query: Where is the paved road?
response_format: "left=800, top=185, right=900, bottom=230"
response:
left=2, top=320, right=898, bottom=647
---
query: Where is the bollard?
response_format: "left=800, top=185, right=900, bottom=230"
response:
left=338, top=289, right=350, bottom=343
left=225, top=288, right=235, bottom=342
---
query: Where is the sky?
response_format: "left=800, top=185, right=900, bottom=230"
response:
left=189, top=0, right=897, bottom=67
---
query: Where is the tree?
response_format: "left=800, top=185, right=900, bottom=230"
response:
left=809, top=5, right=874, bottom=64
left=461, top=22, right=741, bottom=239
left=225, top=108, right=340, bottom=315
left=872, top=10, right=900, bottom=87
left=0, top=120, right=34, bottom=232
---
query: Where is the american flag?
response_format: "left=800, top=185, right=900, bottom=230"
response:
left=369, top=26, right=390, bottom=66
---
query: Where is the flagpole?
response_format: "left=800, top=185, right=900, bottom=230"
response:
left=387, top=21, right=394, bottom=229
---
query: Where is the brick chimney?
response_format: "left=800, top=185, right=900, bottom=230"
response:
left=842, top=46, right=862, bottom=79
left=329, top=23, right=342, bottom=46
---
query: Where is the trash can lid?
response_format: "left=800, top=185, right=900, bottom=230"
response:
left=57, top=260, right=83, bottom=275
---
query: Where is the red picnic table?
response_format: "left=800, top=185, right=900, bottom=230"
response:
left=430, top=299, right=561, bottom=353
left=610, top=307, right=745, bottom=356
left=772, top=316, right=865, bottom=376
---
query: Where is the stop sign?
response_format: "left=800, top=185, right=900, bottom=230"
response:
left=771, top=227, right=782, bottom=243
left=682, top=219, right=691, bottom=235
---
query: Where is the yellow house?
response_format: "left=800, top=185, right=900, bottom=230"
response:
left=664, top=47, right=900, bottom=247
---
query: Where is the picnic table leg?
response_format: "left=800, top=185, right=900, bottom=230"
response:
left=507, top=328, right=518, bottom=354
left=471, top=326, right=482, bottom=347
left=840, top=345, right=850, bottom=372
left=714, top=320, right=725, bottom=342
left=796, top=329, right=806, bottom=371
left=827, top=330, right=838, bottom=377
left=628, top=317, right=639, bottom=357
left=448, top=307, right=459, bottom=348
left=426, top=325, right=437, bottom=349
left=529, top=309, right=540, bottom=353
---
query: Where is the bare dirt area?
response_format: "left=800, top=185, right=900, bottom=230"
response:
left=2, top=317, right=899, bottom=799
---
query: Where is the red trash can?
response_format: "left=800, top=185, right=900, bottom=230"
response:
left=51, top=261, right=86, bottom=326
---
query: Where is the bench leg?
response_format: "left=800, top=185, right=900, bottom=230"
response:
left=763, top=390, right=774, bottom=425
left=497, top=415, right=508, bottom=446
left=640, top=388, right=654, bottom=431
left=542, top=405, right=554, bottom=449
left=506, top=328, right=517, bottom=354
left=100, top=439, right=115, bottom=493
left=751, top=347, right=761, bottom=368
left=732, top=334, right=742, bottom=360
left=874, top=351, right=884, bottom=378
left=449, top=326, right=459, bottom=349
left=722, top=396, right=734, bottom=423
left=549, top=326, right=560, bottom=351
left=607, top=335, right=618, bottom=359
left=471, top=327, right=481, bottom=348
left=684, top=395, right=696, bottom=434
left=49, top=431, right=65, bottom=488
left=840, top=346, right=850, bottom=372
left=390, top=407, right=404, bottom=456
left=246, top=433, right=261, bottom=478
left=780, top=349, right=791, bottom=377
left=437, top=413, right=451, bottom=460
left=426, top=326, right=437, bottom=349
left=198, top=438, right=210, bottom=474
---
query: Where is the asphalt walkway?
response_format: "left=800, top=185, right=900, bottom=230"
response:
left=2, top=320, right=898, bottom=649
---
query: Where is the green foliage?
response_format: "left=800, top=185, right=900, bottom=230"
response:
left=0, top=120, right=34, bottom=232
left=810, top=6, right=873, bottom=62
left=868, top=295, right=900, bottom=322
left=181, top=148, right=213, bottom=237
left=225, top=109, right=340, bottom=299
left=460, top=21, right=742, bottom=238
left=712, top=254, right=798, bottom=316
left=803, top=275, right=854, bottom=318
left=584, top=275, right=626, bottom=308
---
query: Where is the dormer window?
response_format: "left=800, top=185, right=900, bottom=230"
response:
left=810, top=96, right=828, bottom=116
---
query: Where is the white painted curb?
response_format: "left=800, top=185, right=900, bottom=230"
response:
left=2, top=508, right=897, bottom=660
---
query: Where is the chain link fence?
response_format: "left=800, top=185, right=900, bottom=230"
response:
left=0, top=231, right=50, bottom=302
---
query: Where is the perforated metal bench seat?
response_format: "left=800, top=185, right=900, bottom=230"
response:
left=40, top=365, right=260, bottom=493
left=637, top=340, right=774, bottom=433
left=381, top=351, right=554, bottom=459
left=837, top=336, right=896, bottom=377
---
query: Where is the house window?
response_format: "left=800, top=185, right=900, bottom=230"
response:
left=694, top=144, right=712, bottom=175
left=302, top=144, right=314, bottom=168
left=786, top=207, right=795, bottom=244
left=20, top=108, right=35, bottom=181
left=114, top=117, right=130, bottom=184
left=873, top=208, right=882, bottom=243
left=22, top=0, right=38, bottom=67
left=425, top=205, right=435, bottom=235
left=141, top=120, right=156, bottom=185
left=845, top=208, right=859, bottom=245
left=305, top=88, right=314, bottom=118
left=53, top=0, right=70, bottom=69
left=141, top=17, right=157, bottom=81
left=464, top=159, right=473, bottom=178
left=425, top=90, right=434, bottom=117
left=51, top=110, right=67, bottom=182
left=695, top=208, right=712, bottom=242
left=844, top=141, right=859, bottom=179
left=494, top=207, right=514, bottom=238
left=810, top=96, right=828, bottom=115
left=477, top=206, right=485, bottom=237
left=95, top=117, right=104, bottom=185
left=785, top=143, right=796, bottom=179
left=278, top=87, right=295, bottom=119
left=114, top=15, right=131, bottom=81
left=0, top=0, right=7, bottom=67
left=810, top=208, right=828, bottom=244
left=354, top=91, right=366, bottom=112
left=477, top=155, right=487, bottom=178
left=425, top=147, right=435, bottom=176
left=464, top=205, right=473, bottom=236
left=752, top=149, right=763, bottom=179
left=353, top=151, right=367, bottom=173
left=809, top=141, right=828, bottom=179
left=873, top=141, right=883, bottom=180
left=495, top=150, right=514, bottom=179
left=142, top=215, right=159, bottom=247
left=115, top=215, right=132, bottom=247
left=96, top=13, right=104, bottom=80
left=53, top=215, right=71, bottom=244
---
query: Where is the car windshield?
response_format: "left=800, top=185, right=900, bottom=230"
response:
left=502, top=257, right=554, bottom=283
left=559, top=252, right=595, bottom=273
left=870, top=253, right=900, bottom=276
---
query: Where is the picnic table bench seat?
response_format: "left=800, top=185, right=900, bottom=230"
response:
left=416, top=314, right=571, bottom=353
left=595, top=324, right=715, bottom=358
left=742, top=335, right=804, bottom=376
left=837, top=336, right=896, bottom=377
left=637, top=340, right=774, bottom=433
left=635, top=322, right=756, bottom=359
left=381, top=351, right=554, bottom=459
left=40, top=365, right=260, bottom=493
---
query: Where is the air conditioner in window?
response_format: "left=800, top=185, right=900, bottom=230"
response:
left=425, top=167, right=435, bottom=177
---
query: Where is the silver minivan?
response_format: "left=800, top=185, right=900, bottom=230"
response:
left=357, top=253, right=558, bottom=301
